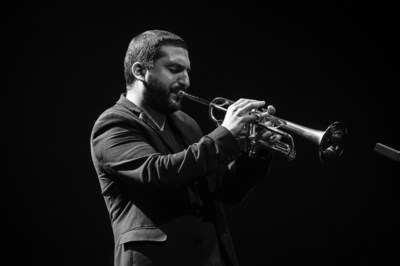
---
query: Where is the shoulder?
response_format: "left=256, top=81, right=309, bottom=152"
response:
left=91, top=102, right=142, bottom=138
left=98, top=103, right=137, bottom=124
left=93, top=94, right=143, bottom=127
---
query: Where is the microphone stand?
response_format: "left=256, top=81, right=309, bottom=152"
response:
left=374, top=143, right=400, bottom=162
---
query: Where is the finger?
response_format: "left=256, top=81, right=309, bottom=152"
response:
left=260, top=132, right=283, bottom=141
left=267, top=105, right=276, bottom=115
left=258, top=112, right=282, bottom=125
left=263, top=121, right=273, bottom=127
left=226, top=98, right=252, bottom=114
left=258, top=112, right=273, bottom=121
left=242, top=112, right=263, bottom=123
left=240, top=100, right=265, bottom=113
left=230, top=98, right=248, bottom=106
left=231, top=99, right=265, bottom=111
left=261, top=131, right=273, bottom=138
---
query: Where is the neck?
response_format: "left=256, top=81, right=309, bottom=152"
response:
left=126, top=86, right=166, bottom=130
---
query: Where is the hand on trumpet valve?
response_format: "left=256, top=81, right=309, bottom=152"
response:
left=256, top=105, right=282, bottom=142
left=221, top=98, right=266, bottom=137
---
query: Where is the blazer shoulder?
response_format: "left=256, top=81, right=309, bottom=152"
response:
left=100, top=103, right=139, bottom=121
left=91, top=103, right=143, bottom=138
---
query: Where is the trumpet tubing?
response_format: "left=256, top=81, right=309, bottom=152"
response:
left=279, top=120, right=347, bottom=163
left=178, top=90, right=347, bottom=163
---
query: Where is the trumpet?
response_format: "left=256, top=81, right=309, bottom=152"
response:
left=178, top=90, right=347, bottom=163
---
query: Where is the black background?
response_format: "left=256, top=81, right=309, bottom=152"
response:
left=4, top=2, right=399, bottom=266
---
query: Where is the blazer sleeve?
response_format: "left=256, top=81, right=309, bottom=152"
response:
left=211, top=153, right=272, bottom=204
left=91, top=110, right=240, bottom=195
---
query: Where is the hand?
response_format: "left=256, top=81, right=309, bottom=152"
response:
left=258, top=105, right=282, bottom=142
left=221, top=98, right=266, bottom=137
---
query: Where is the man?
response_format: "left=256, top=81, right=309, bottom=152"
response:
left=90, top=30, right=276, bottom=266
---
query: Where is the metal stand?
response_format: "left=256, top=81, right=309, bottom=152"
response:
left=374, top=143, right=400, bottom=162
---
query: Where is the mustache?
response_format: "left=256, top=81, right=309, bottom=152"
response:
left=142, top=79, right=187, bottom=97
left=170, top=85, right=187, bottom=94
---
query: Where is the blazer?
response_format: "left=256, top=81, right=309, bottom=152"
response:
left=90, top=94, right=271, bottom=265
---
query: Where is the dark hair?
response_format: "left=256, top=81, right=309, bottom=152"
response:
left=124, top=30, right=188, bottom=86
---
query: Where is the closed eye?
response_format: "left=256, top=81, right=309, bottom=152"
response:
left=168, top=66, right=182, bottom=73
left=167, top=63, right=190, bottom=74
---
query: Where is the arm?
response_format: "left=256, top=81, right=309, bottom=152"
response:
left=206, top=101, right=277, bottom=203
left=91, top=111, right=239, bottom=196
left=213, top=152, right=272, bottom=203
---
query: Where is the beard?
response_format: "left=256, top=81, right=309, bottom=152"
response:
left=142, top=77, right=182, bottom=114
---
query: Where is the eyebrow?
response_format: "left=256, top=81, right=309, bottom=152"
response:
left=167, top=61, right=191, bottom=72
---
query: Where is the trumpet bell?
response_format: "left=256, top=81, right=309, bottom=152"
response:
left=319, top=121, right=347, bottom=163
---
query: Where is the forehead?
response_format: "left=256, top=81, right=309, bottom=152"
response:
left=157, top=45, right=190, bottom=66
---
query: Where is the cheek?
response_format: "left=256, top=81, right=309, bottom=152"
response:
left=147, top=68, right=178, bottom=90
left=158, top=69, right=177, bottom=83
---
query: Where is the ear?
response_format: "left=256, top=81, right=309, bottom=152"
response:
left=131, top=62, right=147, bottom=81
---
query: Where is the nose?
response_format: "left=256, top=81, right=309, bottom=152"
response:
left=178, top=70, right=190, bottom=89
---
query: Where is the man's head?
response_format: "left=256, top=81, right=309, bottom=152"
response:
left=124, top=30, right=190, bottom=113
